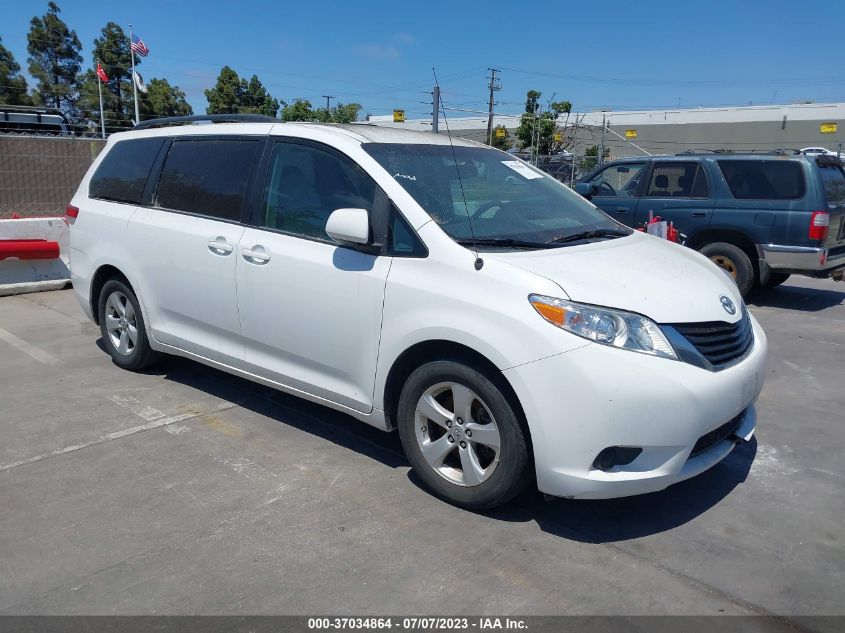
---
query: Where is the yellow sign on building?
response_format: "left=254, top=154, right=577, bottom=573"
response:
left=393, top=109, right=405, bottom=123
left=553, top=132, right=562, bottom=142
left=820, top=122, right=838, bottom=134
left=496, top=127, right=506, bottom=138
left=625, top=129, right=638, bottom=139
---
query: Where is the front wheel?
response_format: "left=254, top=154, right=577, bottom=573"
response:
left=397, top=360, right=530, bottom=510
left=700, top=242, right=756, bottom=296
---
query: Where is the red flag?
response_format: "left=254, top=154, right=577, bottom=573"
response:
left=96, top=62, right=109, bottom=83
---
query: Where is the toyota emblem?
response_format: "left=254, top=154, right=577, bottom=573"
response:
left=720, top=295, right=736, bottom=315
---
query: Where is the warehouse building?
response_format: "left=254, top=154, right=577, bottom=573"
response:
left=366, top=102, right=845, bottom=157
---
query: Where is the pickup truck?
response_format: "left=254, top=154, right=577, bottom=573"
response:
left=575, top=152, right=845, bottom=295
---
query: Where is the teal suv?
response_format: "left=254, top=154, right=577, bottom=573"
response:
left=576, top=152, right=845, bottom=295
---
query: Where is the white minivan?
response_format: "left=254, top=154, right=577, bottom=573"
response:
left=68, top=116, right=767, bottom=509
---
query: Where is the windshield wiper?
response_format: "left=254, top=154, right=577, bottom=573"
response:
left=547, top=228, right=630, bottom=245
left=456, top=237, right=550, bottom=249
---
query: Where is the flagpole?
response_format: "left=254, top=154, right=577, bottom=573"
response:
left=128, top=23, right=140, bottom=125
left=97, top=60, right=105, bottom=139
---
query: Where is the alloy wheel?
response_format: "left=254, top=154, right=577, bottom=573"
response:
left=104, top=290, right=137, bottom=356
left=414, top=381, right=501, bottom=487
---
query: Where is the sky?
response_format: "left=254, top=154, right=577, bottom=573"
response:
left=3, top=0, right=845, bottom=120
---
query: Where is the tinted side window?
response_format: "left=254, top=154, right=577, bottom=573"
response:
left=589, top=163, right=647, bottom=197
left=261, top=142, right=375, bottom=240
left=155, top=139, right=260, bottom=221
left=819, top=165, right=845, bottom=208
left=718, top=160, right=805, bottom=200
left=89, top=138, right=164, bottom=204
left=691, top=165, right=710, bottom=198
left=645, top=162, right=700, bottom=197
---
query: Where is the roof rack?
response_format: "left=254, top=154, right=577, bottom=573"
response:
left=676, top=148, right=802, bottom=156
left=134, top=114, right=278, bottom=130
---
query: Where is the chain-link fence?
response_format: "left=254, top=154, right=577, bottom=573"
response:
left=0, top=135, right=106, bottom=218
left=521, top=153, right=609, bottom=186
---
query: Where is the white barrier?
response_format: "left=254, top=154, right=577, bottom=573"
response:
left=0, top=217, right=70, bottom=296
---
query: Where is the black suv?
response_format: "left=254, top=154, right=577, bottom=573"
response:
left=576, top=152, right=845, bottom=295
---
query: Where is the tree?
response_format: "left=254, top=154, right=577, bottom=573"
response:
left=0, top=37, right=30, bottom=105
left=515, top=91, right=580, bottom=156
left=205, top=66, right=241, bottom=114
left=140, top=78, right=193, bottom=118
left=331, top=102, right=361, bottom=123
left=26, top=2, right=82, bottom=115
left=579, top=144, right=610, bottom=173
left=77, top=22, right=137, bottom=133
left=490, top=125, right=513, bottom=151
left=205, top=67, right=278, bottom=116
left=280, top=99, right=361, bottom=123
left=279, top=98, right=312, bottom=121
left=240, top=74, right=278, bottom=116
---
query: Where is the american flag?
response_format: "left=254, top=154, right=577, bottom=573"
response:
left=130, top=33, right=149, bottom=57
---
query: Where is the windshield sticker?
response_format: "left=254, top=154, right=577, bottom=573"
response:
left=394, top=172, right=417, bottom=181
left=501, top=160, right=542, bottom=179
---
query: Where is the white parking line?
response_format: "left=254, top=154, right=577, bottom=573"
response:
left=0, top=327, right=60, bottom=365
left=0, top=402, right=239, bottom=472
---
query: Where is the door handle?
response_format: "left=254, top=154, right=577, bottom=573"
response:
left=692, top=211, right=706, bottom=217
left=207, top=238, right=233, bottom=255
left=242, top=247, right=270, bottom=264
left=614, top=207, right=629, bottom=213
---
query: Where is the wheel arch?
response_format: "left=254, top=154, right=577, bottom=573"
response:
left=382, top=340, right=532, bottom=453
left=686, top=228, right=759, bottom=264
left=89, top=264, right=132, bottom=325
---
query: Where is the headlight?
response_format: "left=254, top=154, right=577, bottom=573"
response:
left=528, top=294, right=678, bottom=360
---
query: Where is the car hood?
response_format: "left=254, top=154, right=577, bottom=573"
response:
left=486, top=232, right=744, bottom=324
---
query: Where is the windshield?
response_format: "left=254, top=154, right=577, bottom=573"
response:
left=363, top=143, right=628, bottom=245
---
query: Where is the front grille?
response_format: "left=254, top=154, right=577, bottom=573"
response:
left=671, top=309, right=753, bottom=369
left=690, top=411, right=744, bottom=457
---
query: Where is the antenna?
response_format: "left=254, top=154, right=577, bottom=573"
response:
left=432, top=67, right=484, bottom=271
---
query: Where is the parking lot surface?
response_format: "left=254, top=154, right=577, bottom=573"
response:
left=0, top=279, right=843, bottom=620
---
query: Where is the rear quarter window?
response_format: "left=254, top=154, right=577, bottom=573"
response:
left=818, top=165, right=845, bottom=208
left=717, top=160, right=805, bottom=200
left=89, top=138, right=165, bottom=204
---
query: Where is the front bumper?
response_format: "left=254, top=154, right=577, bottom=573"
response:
left=504, top=314, right=767, bottom=499
left=756, top=243, right=845, bottom=278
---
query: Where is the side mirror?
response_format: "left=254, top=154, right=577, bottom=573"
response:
left=326, top=208, right=370, bottom=246
left=574, top=182, right=595, bottom=198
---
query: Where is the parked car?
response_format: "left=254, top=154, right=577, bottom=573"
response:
left=800, top=147, right=841, bottom=158
left=575, top=152, right=845, bottom=295
left=68, top=116, right=766, bottom=509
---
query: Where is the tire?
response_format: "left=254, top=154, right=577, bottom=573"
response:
left=699, top=242, right=756, bottom=296
left=761, top=272, right=790, bottom=289
left=98, top=279, right=161, bottom=371
left=397, top=360, right=530, bottom=510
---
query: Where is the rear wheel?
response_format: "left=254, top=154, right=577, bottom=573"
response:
left=397, top=360, right=530, bottom=510
left=98, top=279, right=161, bottom=371
left=700, top=242, right=756, bottom=296
left=761, top=272, right=790, bottom=289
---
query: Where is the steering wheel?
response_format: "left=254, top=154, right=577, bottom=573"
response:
left=473, top=200, right=506, bottom=217
left=596, top=181, right=616, bottom=196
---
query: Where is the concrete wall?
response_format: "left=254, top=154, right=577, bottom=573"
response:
left=0, top=135, right=105, bottom=218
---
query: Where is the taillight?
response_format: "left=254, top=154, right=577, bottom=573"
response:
left=66, top=204, right=79, bottom=220
left=809, top=211, right=829, bottom=241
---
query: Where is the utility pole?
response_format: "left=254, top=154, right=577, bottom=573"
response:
left=431, top=85, right=440, bottom=134
left=486, top=67, right=501, bottom=145
left=599, top=111, right=607, bottom=168
left=322, top=95, right=335, bottom=110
